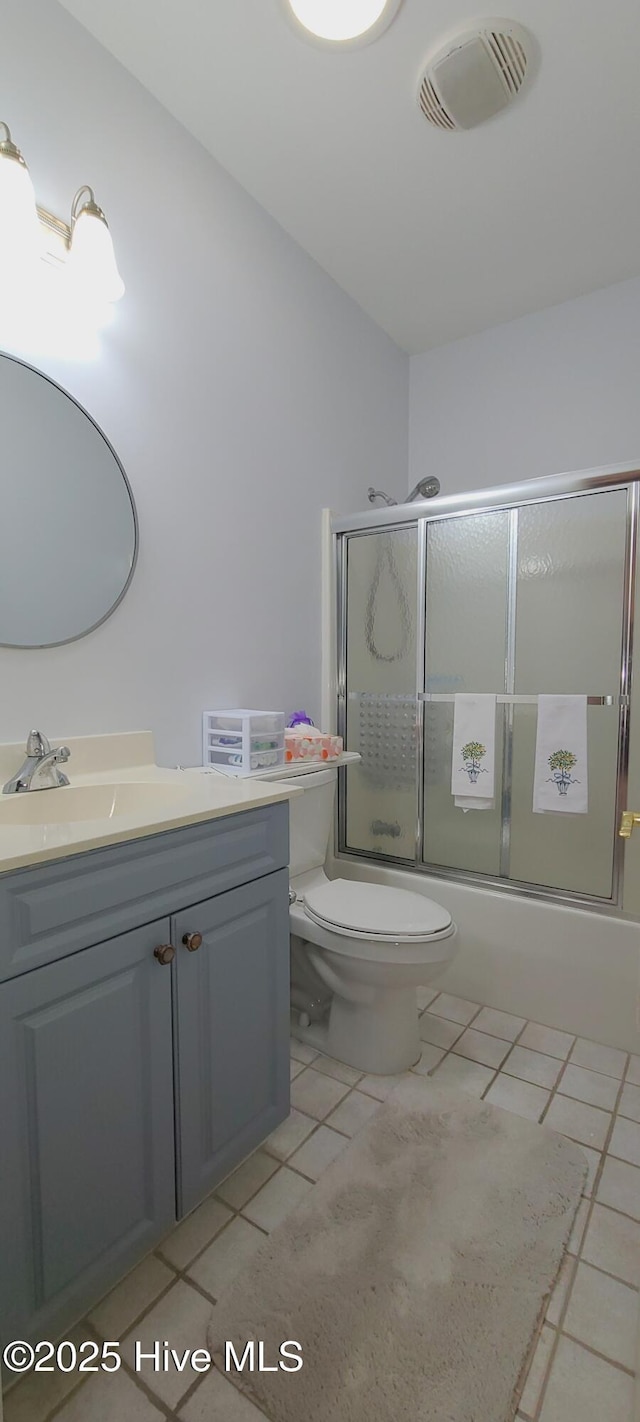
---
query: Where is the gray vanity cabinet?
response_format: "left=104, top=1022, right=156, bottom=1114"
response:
left=0, top=919, right=176, bottom=1348
left=0, top=802, right=290, bottom=1350
left=174, top=870, right=290, bottom=1214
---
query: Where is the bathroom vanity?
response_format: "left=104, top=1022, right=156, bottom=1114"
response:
left=0, top=735, right=295, bottom=1349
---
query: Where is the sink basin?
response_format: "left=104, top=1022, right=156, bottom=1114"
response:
left=0, top=782, right=192, bottom=826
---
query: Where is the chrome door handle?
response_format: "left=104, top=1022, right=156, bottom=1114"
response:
left=619, top=811, right=640, bottom=839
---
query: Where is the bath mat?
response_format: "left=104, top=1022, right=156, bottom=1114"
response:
left=208, top=1079, right=586, bottom=1422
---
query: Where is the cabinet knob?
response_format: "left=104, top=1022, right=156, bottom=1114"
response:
left=182, top=931, right=203, bottom=953
left=153, top=943, right=175, bottom=966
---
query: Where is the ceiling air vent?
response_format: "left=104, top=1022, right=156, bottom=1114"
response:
left=418, top=20, right=534, bottom=131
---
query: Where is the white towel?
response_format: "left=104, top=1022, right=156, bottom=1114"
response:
left=451, top=694, right=496, bottom=811
left=533, top=695, right=588, bottom=814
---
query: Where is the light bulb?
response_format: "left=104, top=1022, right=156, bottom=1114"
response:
left=0, top=129, right=41, bottom=265
left=286, top=0, right=398, bottom=43
left=69, top=202, right=124, bottom=303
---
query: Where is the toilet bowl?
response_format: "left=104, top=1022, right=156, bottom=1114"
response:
left=259, top=764, right=457, bottom=1076
left=290, top=867, right=456, bottom=1074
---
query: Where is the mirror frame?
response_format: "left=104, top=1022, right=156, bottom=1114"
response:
left=0, top=352, right=139, bottom=649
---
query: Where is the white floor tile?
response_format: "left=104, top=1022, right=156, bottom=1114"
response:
left=312, top=1055, right=362, bottom=1086
left=503, top=1046, right=562, bottom=1090
left=188, top=1217, right=265, bottom=1298
left=519, top=1023, right=575, bottom=1060
left=357, top=1071, right=413, bottom=1100
left=419, top=1012, right=464, bottom=1049
left=289, top=1125, right=348, bottom=1180
left=518, top=1324, right=555, bottom=1419
left=473, top=1007, right=526, bottom=1041
left=428, top=992, right=480, bottom=1025
left=264, top=1109, right=316, bottom=1161
left=411, top=1043, right=447, bottom=1075
left=52, top=1368, right=163, bottom=1422
left=618, top=1081, right=640, bottom=1122
left=416, top=987, right=439, bottom=1011
left=608, top=1115, right=640, bottom=1167
left=562, top=1261, right=638, bottom=1370
left=539, top=1336, right=634, bottom=1422
left=485, top=1074, right=550, bottom=1122
left=122, top=1280, right=214, bottom=1407
left=242, top=1166, right=312, bottom=1232
left=582, top=1202, right=640, bottom=1286
left=326, top=1090, right=381, bottom=1137
left=569, top=1039, right=627, bottom=1080
left=453, top=1028, right=512, bottom=1069
left=626, top=1055, right=640, bottom=1086
left=544, top=1096, right=611, bottom=1151
left=180, top=1367, right=267, bottom=1420
left=216, top=1150, right=279, bottom=1210
left=89, top=1253, right=175, bottom=1339
left=559, top=1064, right=620, bottom=1112
left=290, top=1068, right=350, bottom=1120
left=430, top=1052, right=495, bottom=1097
left=596, top=1156, right=640, bottom=1220
left=159, top=1197, right=233, bottom=1270
left=545, top=1254, right=576, bottom=1326
left=289, top=1039, right=318, bottom=1064
left=290, top=1060, right=305, bottom=1080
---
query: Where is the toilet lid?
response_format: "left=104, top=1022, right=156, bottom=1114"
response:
left=303, top=879, right=452, bottom=939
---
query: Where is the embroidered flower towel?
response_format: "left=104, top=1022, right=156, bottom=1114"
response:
left=533, top=695, right=588, bottom=814
left=451, top=694, right=496, bottom=810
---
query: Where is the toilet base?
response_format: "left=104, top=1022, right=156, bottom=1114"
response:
left=291, top=985, right=422, bottom=1076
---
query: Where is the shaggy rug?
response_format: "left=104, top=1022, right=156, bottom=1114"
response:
left=208, top=1078, right=586, bottom=1422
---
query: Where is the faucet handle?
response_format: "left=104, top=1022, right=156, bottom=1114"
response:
left=26, top=730, right=51, bottom=756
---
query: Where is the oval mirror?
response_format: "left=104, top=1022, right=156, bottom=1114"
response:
left=0, top=353, right=137, bottom=648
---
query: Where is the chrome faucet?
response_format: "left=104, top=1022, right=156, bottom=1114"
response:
left=2, top=731, right=71, bottom=794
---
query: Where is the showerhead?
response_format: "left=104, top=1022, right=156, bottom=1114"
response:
left=407, top=476, right=440, bottom=501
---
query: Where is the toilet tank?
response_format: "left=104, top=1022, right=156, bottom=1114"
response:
left=286, top=767, right=337, bottom=877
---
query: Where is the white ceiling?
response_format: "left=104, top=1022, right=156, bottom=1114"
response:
left=59, top=0, right=640, bottom=353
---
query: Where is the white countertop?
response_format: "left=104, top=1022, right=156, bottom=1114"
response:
left=0, top=732, right=300, bottom=875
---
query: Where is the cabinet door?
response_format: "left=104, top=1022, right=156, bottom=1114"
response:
left=0, top=920, right=176, bottom=1347
left=174, top=870, right=290, bottom=1215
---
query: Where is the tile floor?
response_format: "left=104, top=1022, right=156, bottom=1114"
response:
left=3, top=991, right=639, bottom=1422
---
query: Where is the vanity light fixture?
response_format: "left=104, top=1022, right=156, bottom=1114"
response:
left=67, top=187, right=125, bottom=303
left=284, top=0, right=403, bottom=47
left=0, top=120, right=124, bottom=302
left=0, top=123, right=41, bottom=260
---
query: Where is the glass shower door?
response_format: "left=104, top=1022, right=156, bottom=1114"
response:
left=337, top=480, right=632, bottom=906
left=508, top=489, right=628, bottom=897
left=422, top=510, right=510, bottom=874
left=341, top=527, right=419, bottom=861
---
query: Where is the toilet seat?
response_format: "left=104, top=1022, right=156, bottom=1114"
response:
left=302, top=878, right=452, bottom=942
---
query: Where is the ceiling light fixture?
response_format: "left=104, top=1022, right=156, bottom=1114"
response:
left=284, top=0, right=403, bottom=48
left=0, top=120, right=124, bottom=303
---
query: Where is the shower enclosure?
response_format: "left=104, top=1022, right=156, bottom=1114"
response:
left=334, top=465, right=639, bottom=911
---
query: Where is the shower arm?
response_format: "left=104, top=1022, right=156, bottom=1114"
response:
left=367, top=478, right=440, bottom=507
left=367, top=487, right=398, bottom=506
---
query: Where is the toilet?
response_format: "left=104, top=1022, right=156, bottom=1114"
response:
left=273, top=766, right=457, bottom=1075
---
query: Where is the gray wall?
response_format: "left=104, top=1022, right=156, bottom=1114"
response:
left=0, top=0, right=408, bottom=766
left=409, top=275, right=640, bottom=495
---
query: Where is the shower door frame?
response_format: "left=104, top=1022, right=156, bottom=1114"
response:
left=334, top=461, right=640, bottom=914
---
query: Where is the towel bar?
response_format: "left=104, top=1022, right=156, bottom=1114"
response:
left=345, top=693, right=627, bottom=707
